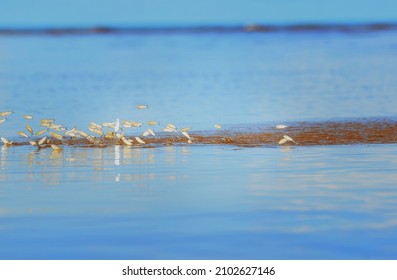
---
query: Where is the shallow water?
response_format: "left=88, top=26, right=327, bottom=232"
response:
left=1, top=27, right=397, bottom=259
left=1, top=144, right=397, bottom=259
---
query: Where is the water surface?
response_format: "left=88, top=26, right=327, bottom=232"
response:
left=1, top=144, right=397, bottom=259
left=1, top=25, right=397, bottom=259
left=1, top=26, right=397, bottom=135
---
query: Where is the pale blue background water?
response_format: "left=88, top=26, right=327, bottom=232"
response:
left=1, top=30, right=397, bottom=137
left=1, top=29, right=397, bottom=259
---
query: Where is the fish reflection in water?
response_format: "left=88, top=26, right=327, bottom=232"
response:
left=0, top=145, right=192, bottom=186
left=114, top=145, right=120, bottom=182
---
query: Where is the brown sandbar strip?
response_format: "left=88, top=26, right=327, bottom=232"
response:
left=6, top=121, right=397, bottom=148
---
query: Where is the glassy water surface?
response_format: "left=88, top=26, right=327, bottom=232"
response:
left=1, top=144, right=397, bottom=259
left=1, top=28, right=397, bottom=259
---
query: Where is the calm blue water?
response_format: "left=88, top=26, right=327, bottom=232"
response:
left=1, top=144, right=397, bottom=259
left=1, top=28, right=397, bottom=259
left=1, top=30, right=397, bottom=135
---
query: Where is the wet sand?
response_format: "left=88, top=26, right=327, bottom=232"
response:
left=6, top=120, right=397, bottom=148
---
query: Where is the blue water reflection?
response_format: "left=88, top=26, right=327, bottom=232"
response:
left=1, top=144, right=397, bottom=259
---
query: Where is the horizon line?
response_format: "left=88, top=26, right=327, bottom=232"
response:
left=1, top=22, right=397, bottom=36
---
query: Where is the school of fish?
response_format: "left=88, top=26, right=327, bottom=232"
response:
left=0, top=107, right=295, bottom=150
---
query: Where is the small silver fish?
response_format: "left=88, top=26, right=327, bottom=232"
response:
left=278, top=138, right=288, bottom=145
left=121, top=137, right=133, bottom=146
left=40, top=119, right=54, bottom=127
left=65, top=128, right=79, bottom=138
left=29, top=141, right=37, bottom=146
left=102, top=122, right=115, bottom=128
left=278, top=135, right=298, bottom=145
left=123, top=120, right=143, bottom=128
left=18, top=131, right=29, bottom=138
left=135, top=137, right=145, bottom=144
left=50, top=132, right=63, bottom=140
left=181, top=131, right=191, bottom=140
left=162, top=127, right=175, bottom=133
left=167, top=123, right=177, bottom=130
left=0, top=111, right=13, bottom=117
left=51, top=144, right=62, bottom=150
left=49, top=123, right=66, bottom=131
left=35, top=129, right=47, bottom=136
left=89, top=122, right=102, bottom=129
left=77, top=130, right=89, bottom=138
left=88, top=127, right=104, bottom=136
left=1, top=137, right=13, bottom=145
left=114, top=118, right=120, bottom=132
left=26, top=124, right=33, bottom=135
left=38, top=137, right=47, bottom=146
left=283, top=135, right=298, bottom=144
